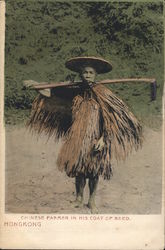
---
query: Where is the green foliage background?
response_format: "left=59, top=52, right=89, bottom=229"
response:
left=5, top=0, right=164, bottom=127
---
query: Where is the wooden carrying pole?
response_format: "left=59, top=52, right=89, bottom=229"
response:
left=23, top=78, right=157, bottom=100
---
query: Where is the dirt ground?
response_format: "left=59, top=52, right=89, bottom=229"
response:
left=5, top=125, right=163, bottom=214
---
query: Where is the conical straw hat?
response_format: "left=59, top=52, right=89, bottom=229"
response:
left=65, top=56, right=112, bottom=74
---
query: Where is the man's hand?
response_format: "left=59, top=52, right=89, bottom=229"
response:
left=23, top=80, right=51, bottom=97
left=23, top=80, right=39, bottom=89
left=94, top=136, right=104, bottom=152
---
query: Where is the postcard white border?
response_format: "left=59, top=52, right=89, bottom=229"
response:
left=0, top=1, right=164, bottom=249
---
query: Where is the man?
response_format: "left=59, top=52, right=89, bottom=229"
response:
left=26, top=56, right=143, bottom=214
left=63, top=65, right=105, bottom=213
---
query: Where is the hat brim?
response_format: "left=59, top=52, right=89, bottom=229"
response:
left=65, top=56, right=112, bottom=74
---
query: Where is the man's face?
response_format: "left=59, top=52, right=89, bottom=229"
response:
left=81, top=67, right=96, bottom=83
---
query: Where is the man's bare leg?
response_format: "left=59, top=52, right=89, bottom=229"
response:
left=72, top=174, right=86, bottom=207
left=88, top=175, right=99, bottom=213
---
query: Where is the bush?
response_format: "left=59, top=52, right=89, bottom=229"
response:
left=5, top=0, right=164, bottom=127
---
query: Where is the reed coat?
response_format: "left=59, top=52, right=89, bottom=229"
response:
left=28, top=82, right=143, bottom=179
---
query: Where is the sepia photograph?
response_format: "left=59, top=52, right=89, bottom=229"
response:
left=0, top=0, right=164, bottom=249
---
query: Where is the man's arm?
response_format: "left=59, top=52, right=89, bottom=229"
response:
left=23, top=80, right=51, bottom=97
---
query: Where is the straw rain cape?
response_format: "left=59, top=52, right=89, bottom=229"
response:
left=28, top=83, right=143, bottom=180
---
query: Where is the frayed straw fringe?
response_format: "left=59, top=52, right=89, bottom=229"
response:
left=92, top=84, right=143, bottom=161
left=27, top=94, right=72, bottom=139
left=27, top=84, right=143, bottom=179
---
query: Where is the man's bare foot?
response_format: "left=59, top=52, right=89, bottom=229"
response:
left=87, top=201, right=99, bottom=214
left=70, top=197, right=84, bottom=208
